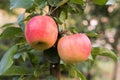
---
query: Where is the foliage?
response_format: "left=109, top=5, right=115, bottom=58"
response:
left=0, top=0, right=118, bottom=80
left=0, top=0, right=9, bottom=10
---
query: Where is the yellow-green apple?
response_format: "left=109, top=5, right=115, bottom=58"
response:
left=25, top=16, right=58, bottom=50
left=57, top=33, right=92, bottom=63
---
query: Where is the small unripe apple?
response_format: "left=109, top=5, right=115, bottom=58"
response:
left=25, top=16, right=58, bottom=50
left=57, top=33, right=92, bottom=63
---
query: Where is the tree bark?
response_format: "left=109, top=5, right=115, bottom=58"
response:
left=50, top=62, right=60, bottom=80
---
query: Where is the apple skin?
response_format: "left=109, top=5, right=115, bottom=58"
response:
left=57, top=33, right=92, bottom=63
left=25, top=16, right=58, bottom=50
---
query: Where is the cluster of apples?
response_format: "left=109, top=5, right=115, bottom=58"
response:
left=25, top=15, right=92, bottom=63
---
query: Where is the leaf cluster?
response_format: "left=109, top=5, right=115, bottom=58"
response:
left=0, top=0, right=118, bottom=80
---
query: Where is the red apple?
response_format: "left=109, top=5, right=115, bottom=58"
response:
left=25, top=16, right=58, bottom=50
left=57, top=33, right=92, bottom=63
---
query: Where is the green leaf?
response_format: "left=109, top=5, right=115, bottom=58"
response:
left=3, top=66, right=33, bottom=75
left=48, top=0, right=60, bottom=7
left=14, top=53, right=22, bottom=59
left=14, top=52, right=28, bottom=62
left=10, top=0, right=33, bottom=9
left=18, top=76, right=36, bottom=80
left=70, top=0, right=83, bottom=5
left=76, top=69, right=86, bottom=80
left=0, top=27, right=23, bottom=40
left=44, top=47, right=60, bottom=63
left=106, top=0, right=115, bottom=5
left=59, top=9, right=68, bottom=23
left=46, top=76, right=57, bottom=80
left=17, top=13, right=25, bottom=31
left=68, top=3, right=84, bottom=14
left=56, top=0, right=69, bottom=8
left=22, top=53, right=29, bottom=61
left=86, top=32, right=98, bottom=37
left=91, top=47, right=118, bottom=61
left=39, top=0, right=47, bottom=8
left=67, top=64, right=86, bottom=80
left=93, top=0, right=108, bottom=5
left=68, top=26, right=79, bottom=34
left=69, top=68, right=77, bottom=78
left=53, top=17, right=63, bottom=24
left=1, top=23, right=16, bottom=28
left=0, top=45, right=18, bottom=75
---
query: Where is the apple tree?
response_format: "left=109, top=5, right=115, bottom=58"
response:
left=0, top=0, right=118, bottom=80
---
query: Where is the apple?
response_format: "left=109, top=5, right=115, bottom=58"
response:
left=57, top=33, right=92, bottom=63
left=25, top=16, right=58, bottom=50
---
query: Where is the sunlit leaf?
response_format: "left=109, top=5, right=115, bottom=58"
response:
left=86, top=33, right=98, bottom=37
left=106, top=0, right=115, bottom=5
left=91, top=47, right=118, bottom=61
left=0, top=45, right=18, bottom=75
left=93, top=0, right=108, bottom=5
left=70, top=0, right=83, bottom=5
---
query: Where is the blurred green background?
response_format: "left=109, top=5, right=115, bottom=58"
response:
left=0, top=0, right=120, bottom=80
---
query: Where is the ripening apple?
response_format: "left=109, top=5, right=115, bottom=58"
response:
left=57, top=33, right=92, bottom=63
left=25, top=16, right=58, bottom=50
